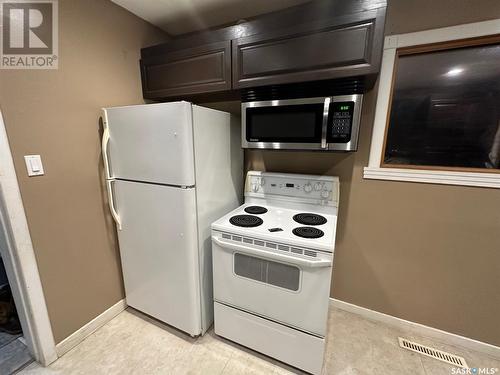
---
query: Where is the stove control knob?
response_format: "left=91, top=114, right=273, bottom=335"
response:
left=321, top=189, right=330, bottom=199
left=314, top=182, right=323, bottom=191
left=304, top=183, right=313, bottom=193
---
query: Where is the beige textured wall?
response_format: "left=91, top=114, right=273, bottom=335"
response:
left=0, top=0, right=167, bottom=343
left=246, top=0, right=500, bottom=346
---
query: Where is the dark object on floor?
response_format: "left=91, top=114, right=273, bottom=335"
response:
left=0, top=286, right=22, bottom=335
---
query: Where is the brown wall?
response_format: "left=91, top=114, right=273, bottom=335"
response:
left=0, top=0, right=167, bottom=343
left=246, top=0, right=500, bottom=346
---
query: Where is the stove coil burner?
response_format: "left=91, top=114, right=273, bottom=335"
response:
left=293, top=213, right=327, bottom=226
left=244, top=206, right=268, bottom=215
left=229, top=215, right=263, bottom=228
left=292, top=227, right=324, bottom=239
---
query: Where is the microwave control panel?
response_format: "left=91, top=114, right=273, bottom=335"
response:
left=327, top=101, right=354, bottom=143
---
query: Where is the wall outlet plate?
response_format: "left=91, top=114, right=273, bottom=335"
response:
left=24, top=155, right=44, bottom=176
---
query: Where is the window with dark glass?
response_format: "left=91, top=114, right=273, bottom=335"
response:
left=383, top=41, right=500, bottom=171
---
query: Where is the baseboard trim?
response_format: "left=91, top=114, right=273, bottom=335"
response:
left=55, top=299, right=127, bottom=357
left=330, top=298, right=500, bottom=359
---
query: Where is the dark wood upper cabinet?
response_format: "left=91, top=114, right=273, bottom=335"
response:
left=141, top=40, right=231, bottom=99
left=140, top=0, right=386, bottom=100
left=232, top=9, right=385, bottom=88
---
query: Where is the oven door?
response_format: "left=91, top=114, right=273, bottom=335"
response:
left=212, top=234, right=333, bottom=337
left=242, top=97, right=329, bottom=150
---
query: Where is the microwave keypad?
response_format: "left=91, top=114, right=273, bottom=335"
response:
left=328, top=101, right=354, bottom=143
left=332, top=116, right=350, bottom=137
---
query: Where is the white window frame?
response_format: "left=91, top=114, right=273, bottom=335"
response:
left=364, top=19, right=500, bottom=189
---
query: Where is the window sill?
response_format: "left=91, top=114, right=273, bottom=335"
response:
left=363, top=167, right=500, bottom=189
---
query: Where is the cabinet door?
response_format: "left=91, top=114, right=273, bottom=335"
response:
left=232, top=9, right=384, bottom=89
left=141, top=40, right=231, bottom=99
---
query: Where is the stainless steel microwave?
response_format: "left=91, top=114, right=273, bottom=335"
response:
left=241, top=94, right=363, bottom=151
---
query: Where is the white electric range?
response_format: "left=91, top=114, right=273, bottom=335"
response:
left=211, top=171, right=339, bottom=374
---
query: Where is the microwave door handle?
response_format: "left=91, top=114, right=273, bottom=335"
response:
left=321, top=98, right=330, bottom=149
left=213, top=237, right=331, bottom=268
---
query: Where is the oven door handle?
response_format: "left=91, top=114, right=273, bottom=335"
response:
left=213, top=237, right=332, bottom=268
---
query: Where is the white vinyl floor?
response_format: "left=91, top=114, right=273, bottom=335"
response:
left=19, top=306, right=500, bottom=374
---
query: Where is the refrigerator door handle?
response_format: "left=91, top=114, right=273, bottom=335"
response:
left=101, top=110, right=112, bottom=179
left=106, top=179, right=122, bottom=230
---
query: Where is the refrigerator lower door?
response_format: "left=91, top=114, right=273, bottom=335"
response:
left=113, top=179, right=202, bottom=336
left=103, top=102, right=195, bottom=186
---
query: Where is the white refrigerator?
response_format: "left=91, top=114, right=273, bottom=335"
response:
left=101, top=102, right=242, bottom=336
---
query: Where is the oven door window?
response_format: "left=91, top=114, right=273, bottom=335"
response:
left=234, top=253, right=300, bottom=292
left=246, top=104, right=324, bottom=143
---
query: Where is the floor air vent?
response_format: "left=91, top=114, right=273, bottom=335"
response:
left=398, top=337, right=468, bottom=368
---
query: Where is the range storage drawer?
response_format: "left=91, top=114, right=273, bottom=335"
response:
left=232, top=9, right=385, bottom=88
left=214, top=302, right=325, bottom=375
left=140, top=40, right=231, bottom=99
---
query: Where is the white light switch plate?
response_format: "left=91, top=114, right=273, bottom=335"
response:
left=24, top=155, right=44, bottom=176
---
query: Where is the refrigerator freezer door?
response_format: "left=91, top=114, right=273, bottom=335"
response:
left=113, top=179, right=202, bottom=335
left=103, top=102, right=195, bottom=186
